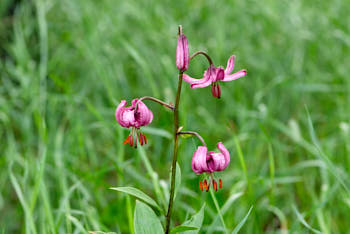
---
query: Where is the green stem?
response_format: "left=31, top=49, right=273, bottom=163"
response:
left=210, top=189, right=227, bottom=233
left=165, top=71, right=183, bottom=234
left=135, top=96, right=174, bottom=111
left=178, top=131, right=207, bottom=147
left=189, top=51, right=213, bottom=65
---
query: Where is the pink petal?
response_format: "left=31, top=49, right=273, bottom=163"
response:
left=115, top=100, right=129, bottom=128
left=224, top=55, right=235, bottom=75
left=207, top=153, right=226, bottom=171
left=182, top=74, right=207, bottom=85
left=135, top=100, right=153, bottom=127
left=190, top=65, right=216, bottom=89
left=215, top=67, right=225, bottom=81
left=176, top=34, right=189, bottom=72
left=222, top=70, right=247, bottom=82
left=217, top=142, right=230, bottom=169
left=207, top=142, right=230, bottom=171
left=191, top=146, right=209, bottom=174
left=115, top=100, right=135, bottom=128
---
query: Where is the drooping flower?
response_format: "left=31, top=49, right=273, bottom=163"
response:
left=191, top=142, right=230, bottom=191
left=176, top=31, right=189, bottom=72
left=182, top=55, right=247, bottom=98
left=115, top=99, right=153, bottom=148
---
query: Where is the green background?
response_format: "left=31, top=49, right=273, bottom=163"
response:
left=1, top=0, right=350, bottom=233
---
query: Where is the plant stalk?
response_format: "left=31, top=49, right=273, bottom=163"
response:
left=136, top=96, right=174, bottom=111
left=178, top=131, right=207, bottom=147
left=190, top=51, right=213, bottom=65
left=165, top=71, right=183, bottom=234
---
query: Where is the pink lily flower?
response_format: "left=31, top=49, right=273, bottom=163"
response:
left=191, top=142, right=230, bottom=191
left=115, top=99, right=153, bottom=148
left=176, top=31, right=189, bottom=72
left=182, top=55, right=247, bottom=98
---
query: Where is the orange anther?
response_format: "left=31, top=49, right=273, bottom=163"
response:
left=219, top=179, right=222, bottom=189
left=123, top=135, right=130, bottom=145
left=143, top=134, right=147, bottom=145
left=203, top=180, right=207, bottom=191
left=199, top=181, right=203, bottom=191
left=204, top=179, right=209, bottom=192
left=213, top=179, right=217, bottom=191
left=139, top=133, right=144, bottom=145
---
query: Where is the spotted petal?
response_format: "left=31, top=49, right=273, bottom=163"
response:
left=115, top=100, right=135, bottom=128
left=207, top=142, right=230, bottom=171
left=192, top=146, right=210, bottom=174
left=135, top=99, right=153, bottom=127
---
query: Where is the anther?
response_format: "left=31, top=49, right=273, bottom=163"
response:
left=216, top=83, right=221, bottom=99
left=143, top=134, right=147, bottom=145
left=213, top=179, right=218, bottom=192
left=211, top=83, right=217, bottom=98
left=129, top=135, right=133, bottom=147
left=203, top=179, right=209, bottom=192
left=139, top=132, right=144, bottom=145
left=199, top=181, right=203, bottom=191
left=123, top=135, right=130, bottom=145
left=219, top=179, right=223, bottom=189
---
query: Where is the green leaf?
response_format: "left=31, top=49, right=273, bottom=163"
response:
left=134, top=200, right=163, bottom=234
left=170, top=225, right=198, bottom=234
left=172, top=162, right=181, bottom=199
left=110, top=187, right=160, bottom=210
left=179, top=204, right=205, bottom=234
left=232, top=206, right=253, bottom=234
left=292, top=205, right=321, bottom=234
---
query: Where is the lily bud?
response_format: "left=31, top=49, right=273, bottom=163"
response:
left=176, top=32, right=189, bottom=72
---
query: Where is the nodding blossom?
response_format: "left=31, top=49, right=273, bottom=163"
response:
left=191, top=142, right=230, bottom=191
left=182, top=55, right=247, bottom=98
left=176, top=31, right=189, bottom=72
left=115, top=99, right=153, bottom=148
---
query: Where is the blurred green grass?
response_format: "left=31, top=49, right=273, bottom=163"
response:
left=1, top=0, right=350, bottom=233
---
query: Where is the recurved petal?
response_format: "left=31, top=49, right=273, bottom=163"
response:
left=115, top=100, right=135, bottom=128
left=115, top=100, right=128, bottom=127
left=182, top=74, right=207, bottom=85
left=215, top=67, right=225, bottom=81
left=217, top=142, right=230, bottom=169
left=191, top=146, right=209, bottom=174
left=222, top=70, right=247, bottom=82
left=135, top=100, right=153, bottom=127
left=224, top=55, right=235, bottom=75
left=207, top=152, right=226, bottom=172
left=190, top=65, right=216, bottom=89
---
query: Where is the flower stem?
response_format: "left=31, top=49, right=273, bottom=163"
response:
left=190, top=51, right=213, bottom=65
left=136, top=96, right=174, bottom=111
left=209, top=188, right=227, bottom=233
left=165, top=70, right=183, bottom=234
left=178, top=131, right=207, bottom=147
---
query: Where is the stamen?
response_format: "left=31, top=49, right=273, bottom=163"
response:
left=206, top=178, right=211, bottom=192
left=123, top=135, right=130, bottom=145
left=139, top=132, right=144, bottom=145
left=211, top=83, right=217, bottom=98
left=211, top=82, right=221, bottom=99
left=203, top=179, right=209, bottom=192
left=216, top=83, right=221, bottom=99
left=213, top=179, right=218, bottom=192
left=129, top=135, right=133, bottom=147
left=219, top=179, right=222, bottom=189
left=199, top=181, right=203, bottom=191
left=143, top=134, right=147, bottom=145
